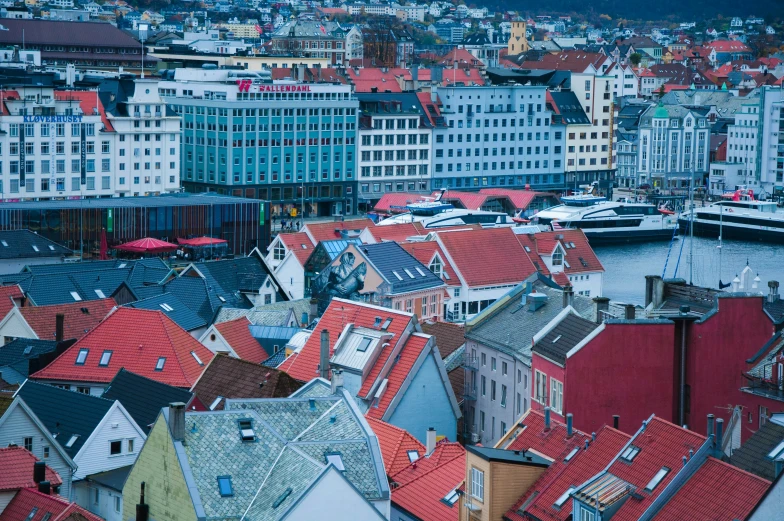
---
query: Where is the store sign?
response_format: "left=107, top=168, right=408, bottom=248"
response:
left=22, top=115, right=84, bottom=123
left=236, top=80, right=311, bottom=93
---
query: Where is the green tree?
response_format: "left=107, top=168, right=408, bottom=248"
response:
left=629, top=52, right=642, bottom=66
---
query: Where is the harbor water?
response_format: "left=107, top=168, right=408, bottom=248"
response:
left=594, top=237, right=784, bottom=305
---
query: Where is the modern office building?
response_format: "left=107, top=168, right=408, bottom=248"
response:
left=758, top=86, right=784, bottom=197
left=159, top=67, right=359, bottom=217
left=431, top=85, right=567, bottom=191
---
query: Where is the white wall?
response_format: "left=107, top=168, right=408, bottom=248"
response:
left=0, top=491, right=16, bottom=514
left=74, top=481, right=124, bottom=521
left=0, top=310, right=36, bottom=345
left=748, top=476, right=783, bottom=521
left=73, top=404, right=145, bottom=480
left=275, top=254, right=306, bottom=300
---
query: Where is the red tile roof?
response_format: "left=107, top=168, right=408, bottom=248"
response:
left=31, top=307, right=214, bottom=388
left=432, top=190, right=490, bottom=210
left=520, top=51, right=608, bottom=72
left=0, top=447, right=62, bottom=492
left=653, top=457, right=769, bottom=521
left=502, top=409, right=589, bottom=459
left=366, top=417, right=426, bottom=475
left=416, top=92, right=443, bottom=127
left=0, top=488, right=104, bottom=521
left=706, top=40, right=751, bottom=53
left=507, top=426, right=630, bottom=521
left=608, top=417, right=707, bottom=521
left=0, top=90, right=20, bottom=116
left=345, top=68, right=404, bottom=93
left=436, top=228, right=538, bottom=287
left=366, top=332, right=429, bottom=420
left=20, top=299, right=116, bottom=341
left=412, top=68, right=485, bottom=86
left=367, top=223, right=426, bottom=243
left=302, top=218, right=375, bottom=244
left=389, top=442, right=466, bottom=521
left=277, top=232, right=315, bottom=266
left=373, top=193, right=433, bottom=214
left=270, top=67, right=346, bottom=83
left=478, top=188, right=553, bottom=211
left=54, top=91, right=114, bottom=132
left=516, top=229, right=604, bottom=275
left=214, top=317, right=266, bottom=364
left=278, top=298, right=414, bottom=382
left=0, top=285, right=22, bottom=319
left=400, top=242, right=459, bottom=287
left=438, top=48, right=484, bottom=67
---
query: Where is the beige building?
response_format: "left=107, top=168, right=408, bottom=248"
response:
left=507, top=20, right=528, bottom=55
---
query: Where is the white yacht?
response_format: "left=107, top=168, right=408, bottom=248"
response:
left=531, top=195, right=677, bottom=244
left=679, top=198, right=784, bottom=242
left=378, top=193, right=516, bottom=229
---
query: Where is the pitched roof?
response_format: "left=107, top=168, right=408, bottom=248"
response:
left=533, top=312, right=600, bottom=366
left=373, top=192, right=432, bottom=214
left=0, top=230, right=71, bottom=260
left=366, top=417, right=425, bottom=475
left=0, top=285, right=22, bottom=318
left=420, top=321, right=465, bottom=360
left=501, top=409, right=590, bottom=459
left=0, top=447, right=62, bottom=492
left=0, top=18, right=141, bottom=49
left=706, top=39, right=752, bottom=52
left=214, top=299, right=311, bottom=327
left=31, top=308, right=214, bottom=388
left=389, top=442, right=466, bottom=521
left=400, top=241, right=458, bottom=286
left=278, top=298, right=414, bottom=382
left=302, top=218, right=375, bottom=244
left=0, top=338, right=67, bottom=376
left=101, top=368, right=194, bottom=434
left=366, top=222, right=426, bottom=243
left=213, top=317, right=267, bottom=363
left=517, top=228, right=604, bottom=275
left=124, top=293, right=207, bottom=332
left=436, top=228, right=538, bottom=287
left=185, top=255, right=274, bottom=307
left=478, top=188, right=551, bottom=211
left=190, top=353, right=301, bottom=410
left=19, top=298, right=115, bottom=341
left=359, top=242, right=445, bottom=295
left=520, top=51, right=607, bottom=72
left=277, top=232, right=315, bottom=266
left=16, top=381, right=114, bottom=458
left=0, top=487, right=104, bottom=521
left=730, top=420, right=784, bottom=480
left=653, top=457, right=769, bottom=521
left=366, top=333, right=430, bottom=420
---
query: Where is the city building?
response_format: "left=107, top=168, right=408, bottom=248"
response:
left=160, top=67, right=359, bottom=217
left=724, top=98, right=762, bottom=192
left=431, top=85, right=566, bottom=191
left=758, top=86, right=784, bottom=197
left=270, top=20, right=362, bottom=65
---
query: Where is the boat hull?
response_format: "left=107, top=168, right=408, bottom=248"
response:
left=677, top=218, right=784, bottom=243
left=583, top=228, right=676, bottom=245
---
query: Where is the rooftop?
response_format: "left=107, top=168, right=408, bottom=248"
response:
left=0, top=487, right=104, bottom=521
left=0, top=447, right=62, bottom=492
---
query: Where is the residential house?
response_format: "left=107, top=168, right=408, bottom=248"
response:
left=365, top=418, right=425, bottom=476
left=189, top=353, right=301, bottom=411
left=0, top=488, right=104, bottom=521
left=198, top=317, right=269, bottom=363
left=0, top=447, right=62, bottom=512
left=0, top=338, right=75, bottom=385
left=301, top=218, right=375, bottom=245
left=0, top=286, right=22, bottom=320
left=265, top=232, right=315, bottom=300
left=123, top=294, right=207, bottom=338
left=730, top=418, right=784, bottom=480
left=399, top=241, right=460, bottom=320
left=278, top=298, right=461, bottom=444
left=310, top=241, right=446, bottom=319
left=705, top=40, right=753, bottom=64
left=302, top=238, right=364, bottom=300
left=121, top=390, right=390, bottom=521
left=213, top=299, right=313, bottom=328
left=0, top=230, right=72, bottom=275
left=0, top=299, right=116, bottom=345
left=30, top=308, right=215, bottom=395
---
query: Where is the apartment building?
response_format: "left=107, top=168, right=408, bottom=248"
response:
left=431, top=85, right=567, bottom=191
left=159, top=67, right=359, bottom=217
left=758, top=86, right=784, bottom=196
left=724, top=99, right=762, bottom=192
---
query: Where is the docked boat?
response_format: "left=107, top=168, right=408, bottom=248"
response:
left=531, top=195, right=677, bottom=244
left=378, top=193, right=516, bottom=229
left=678, top=197, right=784, bottom=243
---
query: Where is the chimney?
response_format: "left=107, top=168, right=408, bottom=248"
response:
left=707, top=414, right=715, bottom=439
left=593, top=297, right=610, bottom=323
left=613, top=415, right=619, bottom=429
left=768, top=281, right=780, bottom=303
left=715, top=418, right=724, bottom=456
left=33, top=461, right=45, bottom=484
left=37, top=481, right=50, bottom=495
left=319, top=329, right=330, bottom=380
left=624, top=304, right=635, bottom=320
left=136, top=482, right=149, bottom=521
left=566, top=413, right=573, bottom=437
left=310, top=298, right=318, bottom=320
left=168, top=402, right=186, bottom=442
left=331, top=368, right=343, bottom=394
left=55, top=313, right=64, bottom=342
left=562, top=286, right=574, bottom=309
left=544, top=406, right=551, bottom=431
left=425, top=427, right=437, bottom=455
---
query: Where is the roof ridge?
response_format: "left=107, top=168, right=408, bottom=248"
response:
left=704, top=456, right=772, bottom=484
left=392, top=448, right=464, bottom=490
left=23, top=379, right=116, bottom=405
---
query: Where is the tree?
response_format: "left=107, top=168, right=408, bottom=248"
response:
left=630, top=52, right=642, bottom=67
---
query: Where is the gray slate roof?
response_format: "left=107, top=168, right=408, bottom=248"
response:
left=86, top=465, right=132, bottom=492
left=730, top=421, right=784, bottom=480
left=124, top=293, right=207, bottom=332
left=0, top=230, right=72, bottom=259
left=215, top=299, right=312, bottom=327
left=359, top=242, right=445, bottom=295
left=533, top=312, right=600, bottom=366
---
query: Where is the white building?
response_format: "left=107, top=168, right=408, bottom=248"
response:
left=725, top=99, right=761, bottom=192
left=758, top=87, right=784, bottom=196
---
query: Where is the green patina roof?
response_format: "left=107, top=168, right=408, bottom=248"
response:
left=654, top=102, right=669, bottom=118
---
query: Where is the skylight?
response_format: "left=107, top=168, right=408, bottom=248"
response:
left=155, top=357, right=166, bottom=371
left=23, top=345, right=32, bottom=356
left=75, top=348, right=89, bottom=365
left=415, top=267, right=427, bottom=277
left=218, top=295, right=227, bottom=303
left=209, top=396, right=223, bottom=411
left=70, top=291, right=82, bottom=301
left=238, top=419, right=255, bottom=441
left=645, top=467, right=670, bottom=492
left=0, top=240, right=7, bottom=247
left=767, top=440, right=784, bottom=460
left=620, top=445, right=640, bottom=462
left=99, top=350, right=112, bottom=367
left=94, top=289, right=106, bottom=298
left=552, top=335, right=562, bottom=343
left=381, top=318, right=392, bottom=330
left=443, top=489, right=459, bottom=506
left=524, top=246, right=531, bottom=252
left=553, top=487, right=576, bottom=508
left=357, top=337, right=372, bottom=352
left=118, top=263, right=127, bottom=268
left=404, top=268, right=415, bottom=279
left=217, top=476, right=233, bottom=497
left=65, top=435, right=79, bottom=448
left=24, top=507, right=38, bottom=521
left=160, top=303, right=174, bottom=312
left=407, top=450, right=419, bottom=463
left=32, top=245, right=39, bottom=252
left=41, top=513, right=52, bottom=521
left=563, top=447, right=579, bottom=462
left=191, top=351, right=204, bottom=366
left=325, top=453, right=345, bottom=471
left=48, top=245, right=55, bottom=251
left=392, top=271, right=403, bottom=281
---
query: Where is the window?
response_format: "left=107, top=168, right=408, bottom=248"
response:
left=43, top=446, right=49, bottom=459
left=24, top=437, right=32, bottom=452
left=325, top=453, right=345, bottom=471
left=191, top=351, right=204, bottom=366
left=65, top=435, right=79, bottom=448
left=217, top=476, right=233, bottom=497
left=114, top=496, right=121, bottom=514
left=535, top=370, right=547, bottom=403
left=471, top=467, right=484, bottom=501
left=75, top=348, right=89, bottom=365
left=110, top=440, right=122, bottom=455
left=127, top=439, right=134, bottom=453
left=491, top=357, right=496, bottom=371
left=502, top=361, right=508, bottom=376
left=443, top=489, right=460, bottom=507
left=99, top=350, right=112, bottom=366
left=70, top=291, right=82, bottom=301
left=554, top=487, right=576, bottom=508
left=155, top=357, right=166, bottom=371
left=501, top=384, right=507, bottom=408
left=564, top=447, right=579, bottom=462
left=620, top=445, right=641, bottom=462
left=645, top=467, right=670, bottom=491
left=491, top=380, right=496, bottom=401
left=93, top=489, right=100, bottom=504
left=550, top=378, right=563, bottom=414
left=407, top=450, right=419, bottom=463
left=552, top=248, right=563, bottom=266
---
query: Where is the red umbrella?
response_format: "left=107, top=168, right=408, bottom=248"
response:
left=115, top=237, right=178, bottom=254
left=177, top=237, right=228, bottom=246
left=99, top=228, right=108, bottom=260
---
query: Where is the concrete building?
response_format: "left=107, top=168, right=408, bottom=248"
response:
left=159, top=67, right=359, bottom=217
left=758, top=87, right=784, bottom=197
left=507, top=19, right=528, bottom=55
left=725, top=98, right=762, bottom=193
left=431, top=85, right=566, bottom=191
left=270, top=20, right=362, bottom=66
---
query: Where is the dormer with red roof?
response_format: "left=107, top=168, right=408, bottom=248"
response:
left=278, top=298, right=460, bottom=444
left=0, top=298, right=116, bottom=345
left=198, top=317, right=268, bottom=364
left=301, top=218, right=375, bottom=245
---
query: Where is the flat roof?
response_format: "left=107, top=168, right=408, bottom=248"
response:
left=0, top=193, right=260, bottom=210
left=467, top=445, right=551, bottom=467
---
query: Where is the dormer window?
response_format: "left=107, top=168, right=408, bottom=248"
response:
left=325, top=452, right=345, bottom=471
left=552, top=248, right=564, bottom=266
left=429, top=255, right=443, bottom=278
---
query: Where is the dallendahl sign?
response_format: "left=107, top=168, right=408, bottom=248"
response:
left=236, top=80, right=312, bottom=93
left=22, top=115, right=84, bottom=123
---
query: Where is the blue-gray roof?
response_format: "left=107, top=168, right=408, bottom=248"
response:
left=0, top=338, right=74, bottom=381
left=124, top=293, right=207, bottom=332
left=322, top=239, right=362, bottom=261
left=248, top=325, right=301, bottom=341
left=0, top=230, right=72, bottom=259
left=0, top=192, right=253, bottom=211
left=359, top=242, right=445, bottom=295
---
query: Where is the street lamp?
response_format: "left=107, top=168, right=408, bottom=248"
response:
left=139, top=23, right=149, bottom=79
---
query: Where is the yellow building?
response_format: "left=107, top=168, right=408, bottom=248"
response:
left=214, top=23, right=261, bottom=39
left=508, top=20, right=528, bottom=55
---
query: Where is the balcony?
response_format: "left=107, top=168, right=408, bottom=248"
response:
left=463, top=383, right=477, bottom=401
left=742, top=374, right=784, bottom=403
